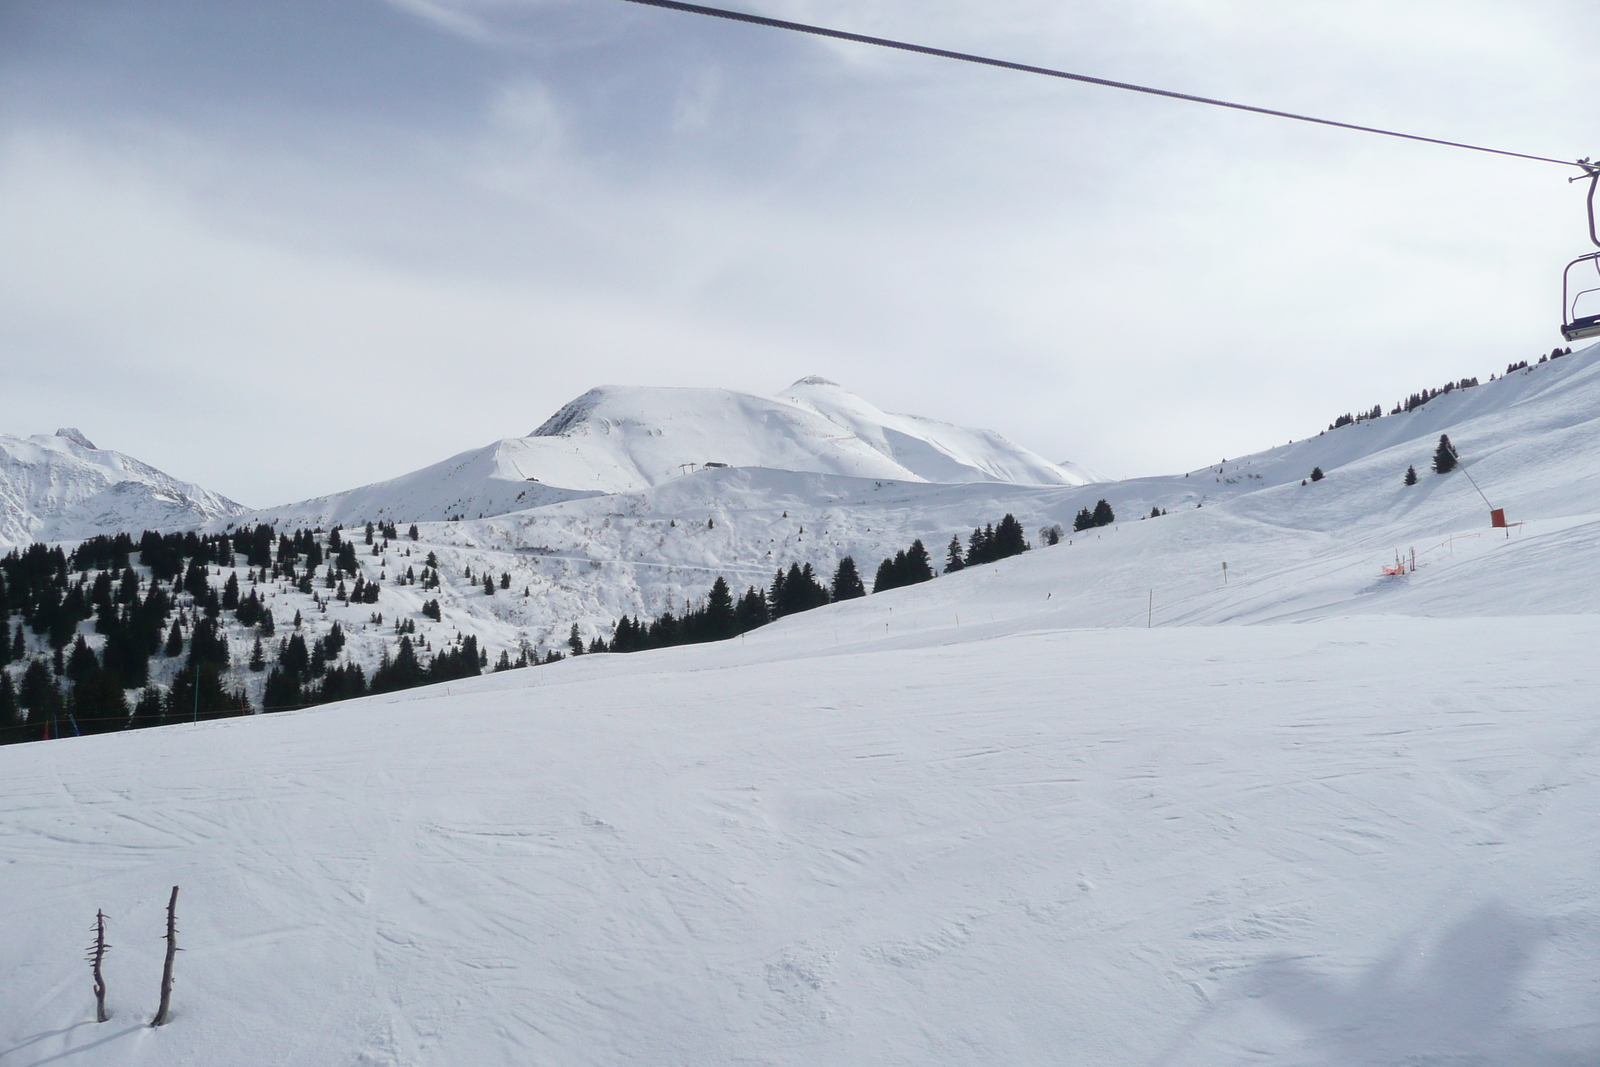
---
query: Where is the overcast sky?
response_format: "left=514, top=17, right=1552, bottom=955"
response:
left=2, top=0, right=1597, bottom=506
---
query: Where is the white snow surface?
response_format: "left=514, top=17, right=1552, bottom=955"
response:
left=250, top=379, right=1085, bottom=527
left=5, top=346, right=1600, bottom=1063
left=0, top=429, right=246, bottom=548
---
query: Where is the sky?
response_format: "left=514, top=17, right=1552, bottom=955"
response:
left=1, top=0, right=1597, bottom=507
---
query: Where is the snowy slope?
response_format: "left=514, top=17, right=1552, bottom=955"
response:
left=250, top=379, right=1087, bottom=528
left=0, top=429, right=246, bottom=548
left=251, top=342, right=1600, bottom=657
left=84, top=339, right=1588, bottom=711
left=245, top=437, right=600, bottom=528
left=5, top=346, right=1600, bottom=1064
left=777, top=375, right=1075, bottom=486
left=2, top=608, right=1598, bottom=1064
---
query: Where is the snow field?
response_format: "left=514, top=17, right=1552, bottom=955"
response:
left=2, top=610, right=1598, bottom=1064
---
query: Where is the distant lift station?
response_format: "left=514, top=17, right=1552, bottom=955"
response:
left=1562, top=163, right=1600, bottom=342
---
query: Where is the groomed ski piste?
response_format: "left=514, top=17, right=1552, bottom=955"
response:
left=3, top=345, right=1600, bottom=1065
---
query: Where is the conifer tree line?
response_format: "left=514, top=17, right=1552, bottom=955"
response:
left=1322, top=348, right=1574, bottom=434
left=0, top=523, right=559, bottom=745
left=584, top=514, right=1036, bottom=656
left=1072, top=500, right=1116, bottom=532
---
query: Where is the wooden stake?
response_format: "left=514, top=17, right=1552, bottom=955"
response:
left=151, top=886, right=179, bottom=1027
left=88, top=909, right=109, bottom=1023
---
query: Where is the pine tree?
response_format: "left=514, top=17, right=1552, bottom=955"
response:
left=872, top=555, right=899, bottom=594
left=164, top=620, right=184, bottom=658
left=249, top=637, right=266, bottom=672
left=125, top=686, right=160, bottom=728
left=1090, top=499, right=1116, bottom=527
left=19, top=660, right=54, bottom=715
left=798, top=563, right=829, bottom=609
left=69, top=670, right=130, bottom=734
left=262, top=667, right=301, bottom=712
left=0, top=673, right=19, bottom=745
left=187, top=617, right=229, bottom=669
left=992, top=515, right=1029, bottom=558
left=1404, top=465, right=1418, bottom=486
left=967, top=526, right=988, bottom=564
left=703, top=576, right=736, bottom=640
left=568, top=624, right=585, bottom=656
left=831, top=556, right=866, bottom=600
left=1310, top=467, right=1325, bottom=482
left=735, top=587, right=769, bottom=632
left=408, top=524, right=420, bottom=541
left=483, top=574, right=495, bottom=596
left=902, top=540, right=934, bottom=584
left=774, top=563, right=812, bottom=616
left=1432, top=434, right=1458, bottom=473
left=768, top=568, right=789, bottom=618
left=280, top=632, right=310, bottom=678
left=944, top=536, right=965, bottom=573
left=66, top=634, right=99, bottom=683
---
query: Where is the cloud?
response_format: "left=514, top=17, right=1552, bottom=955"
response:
left=2, top=0, right=1597, bottom=504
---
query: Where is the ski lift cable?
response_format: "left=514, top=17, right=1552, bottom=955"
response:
left=614, top=0, right=1587, bottom=172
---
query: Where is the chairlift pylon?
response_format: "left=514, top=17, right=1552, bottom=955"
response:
left=1561, top=160, right=1600, bottom=342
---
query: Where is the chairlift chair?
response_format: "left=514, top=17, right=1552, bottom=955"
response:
left=1562, top=162, right=1600, bottom=342
left=1562, top=253, right=1600, bottom=341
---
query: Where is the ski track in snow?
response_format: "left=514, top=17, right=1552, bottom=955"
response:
left=3, top=617, right=1600, bottom=1064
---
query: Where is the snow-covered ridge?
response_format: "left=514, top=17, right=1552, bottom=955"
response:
left=223, top=343, right=1600, bottom=658
left=249, top=379, right=1089, bottom=528
left=0, top=429, right=246, bottom=548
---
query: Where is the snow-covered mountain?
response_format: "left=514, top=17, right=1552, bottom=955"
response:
left=5, top=345, right=1600, bottom=1066
left=253, top=378, right=1086, bottom=527
left=130, top=339, right=1589, bottom=701
left=0, top=428, right=246, bottom=548
left=430, top=342, right=1598, bottom=643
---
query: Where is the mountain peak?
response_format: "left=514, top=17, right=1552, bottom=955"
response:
left=789, top=375, right=842, bottom=389
left=529, top=388, right=608, bottom=438
left=1, top=431, right=245, bottom=547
